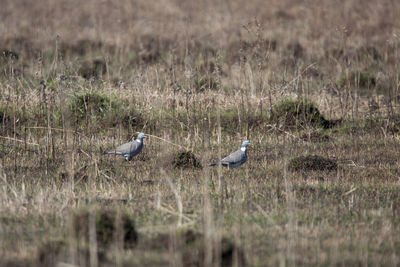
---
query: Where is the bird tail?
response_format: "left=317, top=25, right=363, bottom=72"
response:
left=209, top=162, right=218, bottom=166
left=103, top=151, right=115, bottom=155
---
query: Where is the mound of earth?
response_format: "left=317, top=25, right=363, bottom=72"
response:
left=173, top=151, right=202, bottom=169
left=288, top=155, right=337, bottom=172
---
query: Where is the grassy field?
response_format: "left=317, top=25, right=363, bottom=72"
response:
left=1, top=0, right=400, bottom=266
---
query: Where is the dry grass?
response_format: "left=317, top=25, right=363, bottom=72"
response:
left=1, top=0, right=400, bottom=266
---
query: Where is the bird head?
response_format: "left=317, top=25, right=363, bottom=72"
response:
left=241, top=140, right=251, bottom=148
left=137, top=133, right=146, bottom=141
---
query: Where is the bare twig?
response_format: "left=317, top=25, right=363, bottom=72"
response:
left=135, top=132, right=189, bottom=151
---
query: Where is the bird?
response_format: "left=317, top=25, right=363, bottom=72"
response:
left=209, top=140, right=250, bottom=168
left=104, top=133, right=146, bottom=161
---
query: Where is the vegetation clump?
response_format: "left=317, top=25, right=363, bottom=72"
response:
left=1, top=49, right=19, bottom=61
left=78, top=59, right=107, bottom=79
left=0, top=109, right=6, bottom=124
left=37, top=239, right=67, bottom=266
left=59, top=39, right=107, bottom=57
left=173, top=151, right=202, bottom=169
left=227, top=38, right=277, bottom=64
left=181, top=233, right=247, bottom=267
left=140, top=230, right=247, bottom=267
left=340, top=71, right=376, bottom=88
left=69, top=92, right=147, bottom=129
left=0, top=105, right=30, bottom=128
left=133, top=35, right=174, bottom=64
left=70, top=92, right=120, bottom=121
left=288, top=155, right=337, bottom=172
left=72, top=209, right=138, bottom=250
left=287, top=42, right=304, bottom=58
left=356, top=46, right=380, bottom=61
left=37, top=209, right=137, bottom=265
left=216, top=109, right=241, bottom=132
left=194, top=76, right=218, bottom=92
left=270, top=98, right=332, bottom=129
left=197, top=60, right=217, bottom=75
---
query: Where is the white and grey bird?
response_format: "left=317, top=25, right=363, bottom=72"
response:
left=209, top=140, right=250, bottom=168
left=104, top=133, right=146, bottom=161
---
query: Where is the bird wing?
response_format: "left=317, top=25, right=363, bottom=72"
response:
left=115, top=141, right=139, bottom=155
left=220, top=149, right=243, bottom=164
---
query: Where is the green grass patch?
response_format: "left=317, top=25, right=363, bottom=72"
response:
left=67, top=92, right=145, bottom=130
left=70, top=92, right=116, bottom=119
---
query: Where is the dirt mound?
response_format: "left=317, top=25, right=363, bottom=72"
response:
left=270, top=98, right=333, bottom=129
left=288, top=155, right=337, bottom=172
left=173, top=151, right=202, bottom=169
